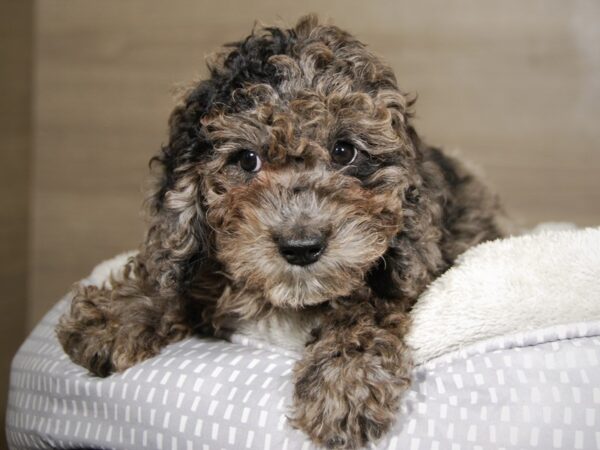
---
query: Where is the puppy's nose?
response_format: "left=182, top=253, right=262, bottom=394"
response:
left=278, top=236, right=326, bottom=266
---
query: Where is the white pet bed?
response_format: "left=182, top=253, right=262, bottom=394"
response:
left=7, top=226, right=600, bottom=449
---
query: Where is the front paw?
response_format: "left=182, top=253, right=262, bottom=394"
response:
left=56, top=285, right=118, bottom=376
left=57, top=284, right=189, bottom=376
left=57, top=285, right=159, bottom=376
left=290, top=339, right=411, bottom=449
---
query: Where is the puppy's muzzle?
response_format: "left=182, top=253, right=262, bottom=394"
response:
left=278, top=234, right=326, bottom=266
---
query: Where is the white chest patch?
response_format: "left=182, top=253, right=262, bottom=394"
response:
left=234, top=309, right=319, bottom=353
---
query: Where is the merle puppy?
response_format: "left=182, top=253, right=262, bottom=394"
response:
left=57, top=15, right=503, bottom=449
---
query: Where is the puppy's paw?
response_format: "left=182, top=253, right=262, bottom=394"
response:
left=57, top=283, right=189, bottom=376
left=291, top=339, right=410, bottom=449
left=56, top=285, right=118, bottom=376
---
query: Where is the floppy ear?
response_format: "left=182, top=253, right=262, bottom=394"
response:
left=366, top=120, right=448, bottom=301
left=138, top=81, right=217, bottom=297
left=368, top=117, right=504, bottom=302
left=55, top=82, right=219, bottom=376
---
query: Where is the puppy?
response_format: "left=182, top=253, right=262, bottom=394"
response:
left=57, top=15, right=504, bottom=449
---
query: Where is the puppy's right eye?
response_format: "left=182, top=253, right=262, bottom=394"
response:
left=330, top=141, right=357, bottom=165
left=237, top=150, right=262, bottom=173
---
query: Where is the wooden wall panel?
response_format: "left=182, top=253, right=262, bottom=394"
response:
left=30, top=0, right=600, bottom=326
left=0, top=1, right=33, bottom=447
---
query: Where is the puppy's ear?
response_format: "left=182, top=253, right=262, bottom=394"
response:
left=55, top=83, right=219, bottom=376
left=366, top=120, right=445, bottom=301
left=140, top=81, right=217, bottom=296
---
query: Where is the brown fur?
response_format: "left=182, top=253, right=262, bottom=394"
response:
left=56, top=15, right=504, bottom=449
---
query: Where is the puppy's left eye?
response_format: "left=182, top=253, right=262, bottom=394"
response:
left=237, top=150, right=262, bottom=173
left=330, top=141, right=357, bottom=165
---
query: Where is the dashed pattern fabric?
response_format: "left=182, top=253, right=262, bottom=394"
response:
left=7, top=297, right=600, bottom=450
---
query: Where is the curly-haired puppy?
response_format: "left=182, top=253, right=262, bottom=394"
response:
left=57, top=15, right=504, bottom=449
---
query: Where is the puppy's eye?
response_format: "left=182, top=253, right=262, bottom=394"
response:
left=330, top=141, right=357, bottom=165
left=237, top=150, right=262, bottom=172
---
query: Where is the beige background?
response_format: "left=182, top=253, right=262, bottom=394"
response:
left=1, top=1, right=32, bottom=447
left=2, top=1, right=600, bottom=447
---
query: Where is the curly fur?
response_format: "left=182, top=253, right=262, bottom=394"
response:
left=56, top=15, right=504, bottom=449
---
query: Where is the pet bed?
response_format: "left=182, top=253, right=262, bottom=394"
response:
left=7, top=226, right=600, bottom=449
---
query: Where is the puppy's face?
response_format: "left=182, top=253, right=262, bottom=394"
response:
left=194, top=31, right=415, bottom=308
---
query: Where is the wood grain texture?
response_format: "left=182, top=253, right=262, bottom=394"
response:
left=0, top=1, right=33, bottom=447
left=30, top=0, right=600, bottom=327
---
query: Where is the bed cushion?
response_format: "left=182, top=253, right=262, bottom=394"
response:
left=7, top=226, right=600, bottom=449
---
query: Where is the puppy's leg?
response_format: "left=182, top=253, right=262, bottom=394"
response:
left=291, top=289, right=412, bottom=449
left=56, top=259, right=192, bottom=377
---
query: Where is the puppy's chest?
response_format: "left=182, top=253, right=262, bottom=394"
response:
left=233, top=309, right=320, bottom=353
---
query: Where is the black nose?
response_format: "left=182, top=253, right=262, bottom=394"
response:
left=278, top=236, right=326, bottom=266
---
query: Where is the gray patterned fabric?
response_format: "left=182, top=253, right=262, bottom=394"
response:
left=7, top=296, right=600, bottom=450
